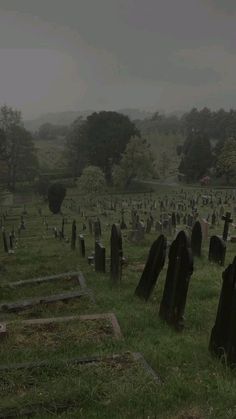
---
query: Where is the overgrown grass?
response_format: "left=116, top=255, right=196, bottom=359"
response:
left=0, top=187, right=236, bottom=418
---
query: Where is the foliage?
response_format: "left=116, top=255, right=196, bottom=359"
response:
left=48, top=182, right=66, bottom=214
left=78, top=165, right=106, bottom=195
left=66, top=111, right=139, bottom=183
left=36, top=123, right=69, bottom=141
left=179, top=132, right=213, bottom=182
left=34, top=177, right=50, bottom=200
left=0, top=105, right=38, bottom=190
left=216, top=137, right=236, bottom=184
left=112, top=136, right=155, bottom=188
left=159, top=151, right=171, bottom=178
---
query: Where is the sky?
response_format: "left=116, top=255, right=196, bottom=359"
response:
left=0, top=0, right=236, bottom=119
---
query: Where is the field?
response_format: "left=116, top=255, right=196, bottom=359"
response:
left=0, top=186, right=236, bottom=418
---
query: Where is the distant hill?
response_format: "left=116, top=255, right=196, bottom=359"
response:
left=24, top=108, right=157, bottom=132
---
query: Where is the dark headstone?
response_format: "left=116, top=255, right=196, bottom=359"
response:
left=2, top=229, right=8, bottom=253
left=209, top=257, right=236, bottom=366
left=110, top=224, right=123, bottom=282
left=135, top=235, right=167, bottom=301
left=222, top=212, right=233, bottom=242
left=191, top=221, right=202, bottom=257
left=71, top=220, right=76, bottom=250
left=159, top=230, right=193, bottom=331
left=95, top=241, right=106, bottom=273
left=208, top=236, right=226, bottom=266
left=79, top=234, right=85, bottom=257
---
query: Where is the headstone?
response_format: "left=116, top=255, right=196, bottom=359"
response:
left=2, top=229, right=8, bottom=253
left=222, top=212, right=233, bottom=242
left=209, top=257, right=236, bottom=366
left=200, top=219, right=209, bottom=241
left=94, top=219, right=101, bottom=241
left=208, top=235, right=226, bottom=266
left=191, top=221, right=202, bottom=257
left=79, top=234, right=85, bottom=257
left=159, top=230, right=193, bottom=330
left=71, top=220, right=76, bottom=250
left=135, top=235, right=167, bottom=301
left=95, top=241, right=106, bottom=273
left=110, top=224, right=123, bottom=282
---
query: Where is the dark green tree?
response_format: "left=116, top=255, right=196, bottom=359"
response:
left=48, top=182, right=66, bottom=214
left=66, top=111, right=139, bottom=183
left=179, top=132, right=213, bottom=182
left=0, top=105, right=38, bottom=190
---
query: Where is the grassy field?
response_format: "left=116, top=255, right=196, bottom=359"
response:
left=0, top=186, right=236, bottom=418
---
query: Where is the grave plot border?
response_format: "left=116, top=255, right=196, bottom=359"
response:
left=0, top=352, right=160, bottom=418
left=5, top=312, right=123, bottom=341
left=0, top=288, right=94, bottom=313
left=2, top=271, right=87, bottom=290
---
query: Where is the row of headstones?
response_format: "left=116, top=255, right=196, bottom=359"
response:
left=135, top=230, right=236, bottom=366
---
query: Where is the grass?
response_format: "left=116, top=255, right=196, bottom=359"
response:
left=0, top=186, right=236, bottom=418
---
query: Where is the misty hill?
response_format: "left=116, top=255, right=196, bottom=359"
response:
left=24, top=108, right=156, bottom=132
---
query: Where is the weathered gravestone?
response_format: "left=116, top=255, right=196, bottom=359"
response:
left=208, top=236, right=226, bottom=266
left=79, top=234, right=85, bottom=257
left=110, top=224, right=123, bottom=282
left=94, top=219, right=101, bottom=241
left=159, top=230, right=193, bottom=331
left=222, top=212, right=233, bottom=242
left=2, top=229, right=8, bottom=253
left=135, top=234, right=167, bottom=301
left=71, top=220, right=76, bottom=250
left=95, top=241, right=106, bottom=273
left=209, top=257, right=236, bottom=366
left=191, top=221, right=202, bottom=257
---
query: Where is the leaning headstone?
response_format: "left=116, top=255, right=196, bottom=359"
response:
left=110, top=224, right=123, bottom=282
left=208, top=236, right=226, bottom=266
left=159, top=230, right=193, bottom=331
left=135, top=235, right=167, bottom=301
left=95, top=241, right=106, bottom=273
left=191, top=221, right=202, bottom=257
left=209, top=257, right=236, bottom=366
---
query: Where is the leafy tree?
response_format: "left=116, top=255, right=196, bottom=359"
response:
left=178, top=132, right=212, bottom=182
left=216, top=137, right=236, bottom=184
left=66, top=111, right=139, bottom=183
left=112, top=137, right=155, bottom=189
left=78, top=166, right=106, bottom=195
left=48, top=182, right=66, bottom=214
left=159, top=151, right=171, bottom=178
left=0, top=105, right=38, bottom=190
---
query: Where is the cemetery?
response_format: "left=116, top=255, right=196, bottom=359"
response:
left=1, top=185, right=236, bottom=418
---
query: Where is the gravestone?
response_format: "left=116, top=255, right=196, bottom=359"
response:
left=71, top=220, right=76, bottom=250
left=110, top=224, right=123, bottom=282
left=208, top=236, right=226, bottom=266
left=135, top=234, right=167, bottom=301
left=79, top=234, right=85, bottom=257
left=2, top=229, right=8, bottom=253
left=209, top=257, right=236, bottom=366
left=94, top=219, right=102, bottom=241
left=222, top=212, right=233, bottom=242
left=191, top=221, right=202, bottom=257
left=95, top=241, right=106, bottom=273
left=201, top=219, right=209, bottom=241
left=159, top=230, right=193, bottom=330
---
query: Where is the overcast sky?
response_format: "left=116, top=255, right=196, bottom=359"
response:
left=0, top=0, right=236, bottom=119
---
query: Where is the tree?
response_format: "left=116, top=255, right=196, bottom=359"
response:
left=78, top=166, right=106, bottom=195
left=0, top=105, right=38, bottom=190
left=112, top=137, right=155, bottom=189
left=216, top=137, right=236, bottom=184
left=66, top=111, right=139, bottom=183
left=159, top=152, right=171, bottom=178
left=48, top=182, right=66, bottom=214
left=178, top=132, right=212, bottom=182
